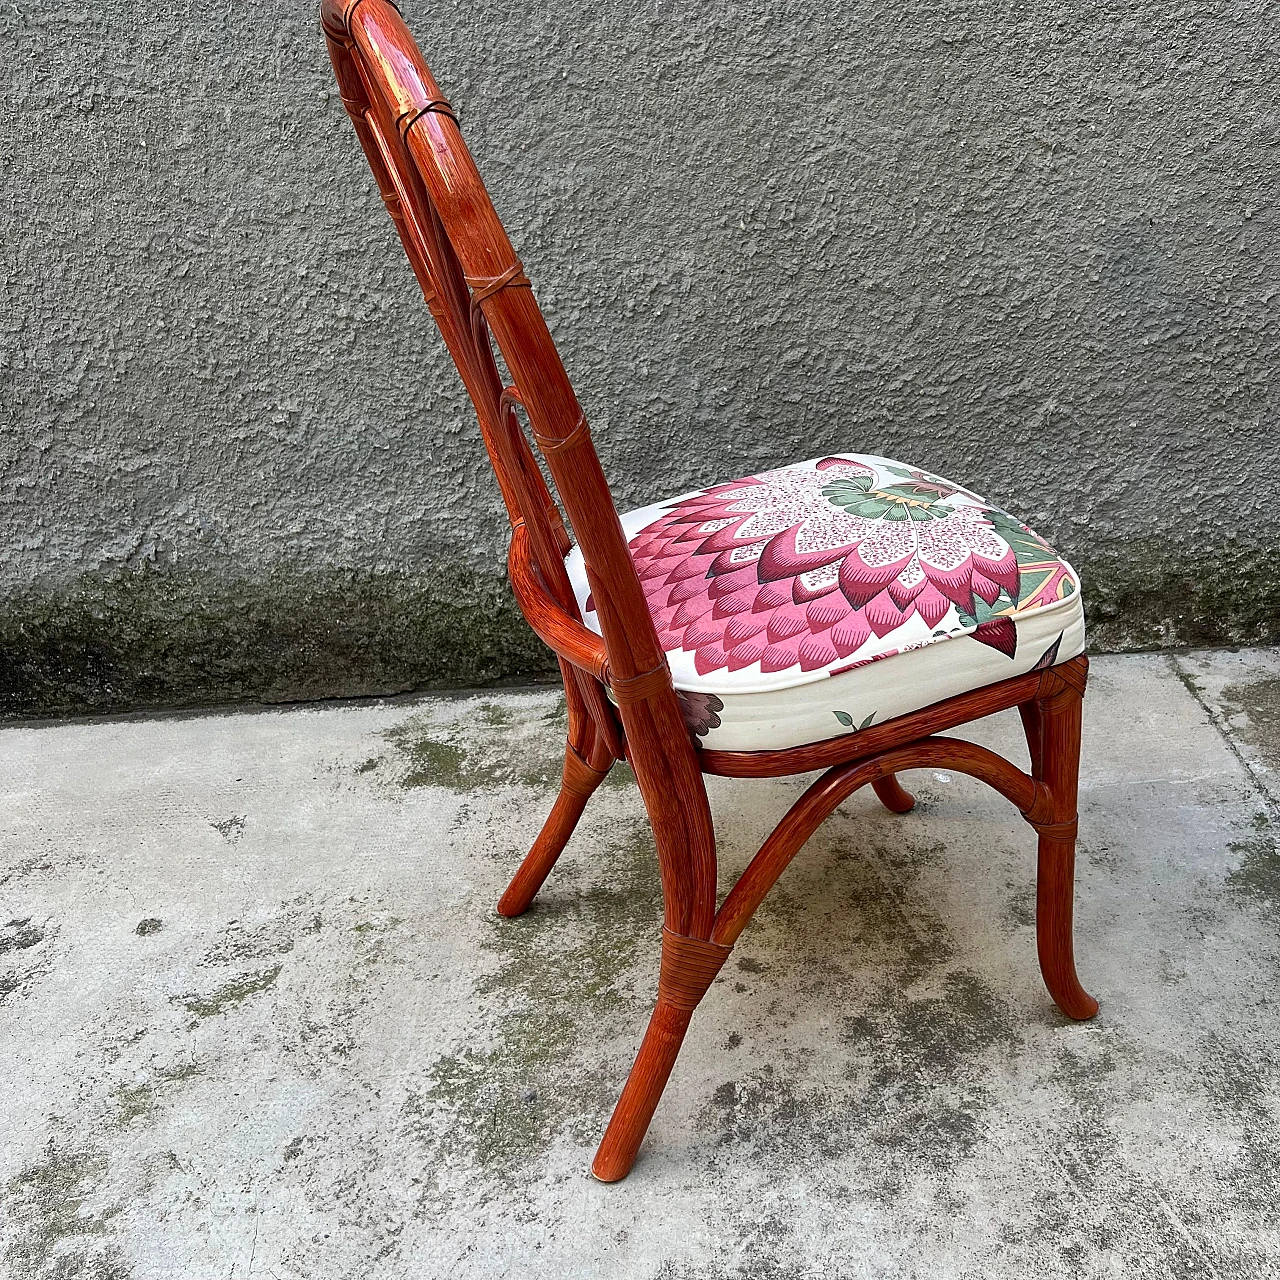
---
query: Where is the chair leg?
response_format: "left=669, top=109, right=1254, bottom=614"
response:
left=592, top=996, right=694, bottom=1181
left=1031, top=669, right=1098, bottom=1020
left=497, top=743, right=610, bottom=918
left=592, top=927, right=731, bottom=1181
left=1036, top=834, right=1098, bottom=1020
left=871, top=773, right=915, bottom=813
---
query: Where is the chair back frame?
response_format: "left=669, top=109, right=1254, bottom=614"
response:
left=322, top=0, right=717, bottom=941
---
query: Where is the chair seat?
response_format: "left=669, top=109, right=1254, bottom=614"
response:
left=566, top=453, right=1085, bottom=752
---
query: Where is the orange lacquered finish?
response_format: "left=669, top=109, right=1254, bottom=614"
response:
left=320, top=0, right=1097, bottom=1182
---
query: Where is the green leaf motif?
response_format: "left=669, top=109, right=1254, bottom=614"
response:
left=822, top=478, right=953, bottom=523
left=983, top=506, right=1053, bottom=567
left=832, top=711, right=877, bottom=731
left=954, top=590, right=1015, bottom=631
left=1014, top=567, right=1055, bottom=605
left=821, top=477, right=875, bottom=504
left=980, top=506, right=1062, bottom=605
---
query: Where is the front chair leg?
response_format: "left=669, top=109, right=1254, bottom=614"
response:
left=592, top=927, right=731, bottom=1181
left=1037, top=833, right=1098, bottom=1020
left=497, top=741, right=610, bottom=917
left=1029, top=663, right=1098, bottom=1020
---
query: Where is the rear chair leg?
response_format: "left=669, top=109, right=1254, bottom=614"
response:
left=1027, top=667, right=1098, bottom=1020
left=872, top=774, right=915, bottom=813
left=497, top=742, right=610, bottom=917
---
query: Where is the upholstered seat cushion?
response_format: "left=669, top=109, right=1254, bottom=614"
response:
left=565, top=454, right=1085, bottom=752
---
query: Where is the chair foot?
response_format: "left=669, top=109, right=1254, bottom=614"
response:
left=591, top=997, right=693, bottom=1182
left=1037, top=834, right=1099, bottom=1020
left=497, top=746, right=609, bottom=918
left=593, top=927, right=731, bottom=1181
left=872, top=773, right=915, bottom=814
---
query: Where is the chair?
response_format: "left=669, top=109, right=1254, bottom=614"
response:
left=321, top=0, right=1097, bottom=1182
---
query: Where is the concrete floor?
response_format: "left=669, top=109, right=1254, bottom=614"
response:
left=1, top=650, right=1278, bottom=1279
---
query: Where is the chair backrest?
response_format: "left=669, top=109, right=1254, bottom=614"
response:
left=325, top=8, right=706, bottom=712
left=322, top=0, right=723, bottom=936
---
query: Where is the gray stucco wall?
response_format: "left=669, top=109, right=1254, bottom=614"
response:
left=4, top=0, right=1277, bottom=717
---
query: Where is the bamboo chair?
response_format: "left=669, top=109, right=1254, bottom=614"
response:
left=321, top=0, right=1098, bottom=1182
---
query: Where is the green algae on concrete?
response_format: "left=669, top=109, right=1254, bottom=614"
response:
left=111, top=1063, right=204, bottom=1129
left=177, top=964, right=283, bottom=1018
left=377, top=693, right=573, bottom=793
left=699, top=814, right=1025, bottom=1187
left=1079, top=541, right=1280, bottom=655
left=402, top=818, right=662, bottom=1181
left=350, top=916, right=404, bottom=970
left=1227, top=813, right=1280, bottom=912
left=1, top=1144, right=125, bottom=1279
left=388, top=735, right=483, bottom=791
left=1219, top=676, right=1280, bottom=777
left=0, top=919, right=44, bottom=955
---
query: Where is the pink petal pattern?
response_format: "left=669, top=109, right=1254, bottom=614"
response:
left=590, top=455, right=1078, bottom=682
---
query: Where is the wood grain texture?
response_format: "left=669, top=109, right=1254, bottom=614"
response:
left=871, top=773, right=916, bottom=814
left=1030, top=657, right=1098, bottom=1019
left=497, top=738, right=613, bottom=919
left=698, top=665, right=1051, bottom=778
left=321, top=3, right=1098, bottom=1182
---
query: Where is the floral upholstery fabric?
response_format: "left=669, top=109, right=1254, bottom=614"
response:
left=565, top=454, right=1085, bottom=752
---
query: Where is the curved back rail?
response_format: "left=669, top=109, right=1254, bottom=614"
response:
left=321, top=0, right=717, bottom=935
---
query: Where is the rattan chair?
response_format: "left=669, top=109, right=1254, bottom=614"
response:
left=321, top=0, right=1097, bottom=1182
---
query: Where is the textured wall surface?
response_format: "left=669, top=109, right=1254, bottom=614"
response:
left=3, top=0, right=1277, bottom=716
